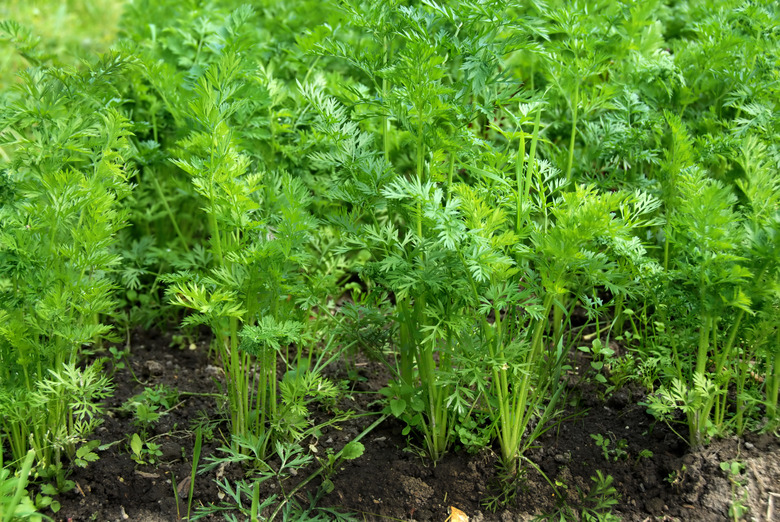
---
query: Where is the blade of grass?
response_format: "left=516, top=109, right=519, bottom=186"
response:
left=186, top=427, right=203, bottom=520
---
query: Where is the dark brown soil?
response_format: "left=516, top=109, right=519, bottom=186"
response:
left=52, top=329, right=780, bottom=521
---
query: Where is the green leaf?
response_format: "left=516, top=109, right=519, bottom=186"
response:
left=341, top=441, right=365, bottom=460
left=131, top=433, right=143, bottom=456
left=389, top=398, right=406, bottom=417
left=40, top=484, right=58, bottom=496
left=462, top=163, right=511, bottom=187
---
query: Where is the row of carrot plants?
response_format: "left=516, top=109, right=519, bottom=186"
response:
left=0, top=0, right=778, bottom=517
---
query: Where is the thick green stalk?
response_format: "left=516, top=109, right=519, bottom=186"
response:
left=552, top=294, right=567, bottom=349
left=767, top=328, right=780, bottom=422
left=714, top=309, right=745, bottom=376
left=229, top=316, right=245, bottom=437
left=396, top=298, right=417, bottom=386
left=447, top=152, right=455, bottom=204
left=613, top=294, right=625, bottom=335
left=688, top=313, right=716, bottom=446
left=664, top=229, right=671, bottom=272
left=416, top=318, right=448, bottom=461
left=496, top=292, right=557, bottom=473
left=530, top=294, right=555, bottom=362
left=734, top=352, right=748, bottom=435
left=208, top=211, right=224, bottom=266
left=257, top=348, right=268, bottom=439
left=3, top=450, right=35, bottom=522
left=695, top=315, right=712, bottom=377
left=488, top=312, right=510, bottom=461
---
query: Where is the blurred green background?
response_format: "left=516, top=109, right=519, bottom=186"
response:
left=0, top=0, right=124, bottom=88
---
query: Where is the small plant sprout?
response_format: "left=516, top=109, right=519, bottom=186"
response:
left=590, top=433, right=628, bottom=462
left=720, top=460, right=749, bottom=522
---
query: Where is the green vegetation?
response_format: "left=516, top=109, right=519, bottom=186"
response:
left=0, top=0, right=778, bottom=519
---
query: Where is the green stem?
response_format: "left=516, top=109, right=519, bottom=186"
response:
left=523, top=104, right=542, bottom=205
left=552, top=295, right=566, bottom=349
left=383, top=36, right=390, bottom=162
left=150, top=171, right=188, bottom=247
left=734, top=351, right=748, bottom=436
left=695, top=315, right=712, bottom=377
left=664, top=228, right=671, bottom=272
left=416, top=116, right=424, bottom=238
left=531, top=294, right=555, bottom=362
left=3, top=450, right=35, bottom=522
left=396, top=298, right=416, bottom=387
left=714, top=309, right=745, bottom=375
left=613, top=294, right=625, bottom=335
left=268, top=414, right=389, bottom=521
left=565, top=83, right=579, bottom=184
left=768, top=340, right=780, bottom=422
left=447, top=152, right=455, bottom=204
left=417, top=316, right=446, bottom=461
left=208, top=211, right=223, bottom=266
left=516, top=117, right=526, bottom=233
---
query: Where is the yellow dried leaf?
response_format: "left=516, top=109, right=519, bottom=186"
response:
left=448, top=506, right=469, bottom=522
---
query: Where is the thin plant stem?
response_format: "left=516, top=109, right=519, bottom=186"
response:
left=565, top=82, right=579, bottom=184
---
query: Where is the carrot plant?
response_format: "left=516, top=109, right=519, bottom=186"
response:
left=646, top=141, right=780, bottom=444
left=117, top=4, right=345, bottom=459
left=627, top=2, right=780, bottom=444
left=0, top=46, right=132, bottom=483
left=305, top=0, right=666, bottom=473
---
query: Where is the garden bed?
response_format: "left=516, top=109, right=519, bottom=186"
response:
left=54, top=329, right=780, bottom=521
left=2, top=2, right=779, bottom=521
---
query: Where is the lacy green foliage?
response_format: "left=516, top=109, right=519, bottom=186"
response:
left=0, top=363, right=113, bottom=491
left=646, top=125, right=780, bottom=444
left=0, top=49, right=130, bottom=481
left=116, top=2, right=342, bottom=457
left=121, top=384, right=180, bottom=435
left=161, top=43, right=328, bottom=455
left=195, top=438, right=354, bottom=522
left=0, top=2, right=779, bottom=517
left=304, top=0, right=667, bottom=469
left=536, top=470, right=620, bottom=522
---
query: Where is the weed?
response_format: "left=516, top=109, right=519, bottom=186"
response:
left=591, top=433, right=629, bottom=462
left=536, top=470, right=620, bottom=522
left=721, top=459, right=749, bottom=522
left=121, top=384, right=181, bottom=435
left=129, top=434, right=163, bottom=466
left=0, top=450, right=42, bottom=520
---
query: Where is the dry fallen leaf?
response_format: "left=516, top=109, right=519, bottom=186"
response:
left=448, top=506, right=469, bottom=522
